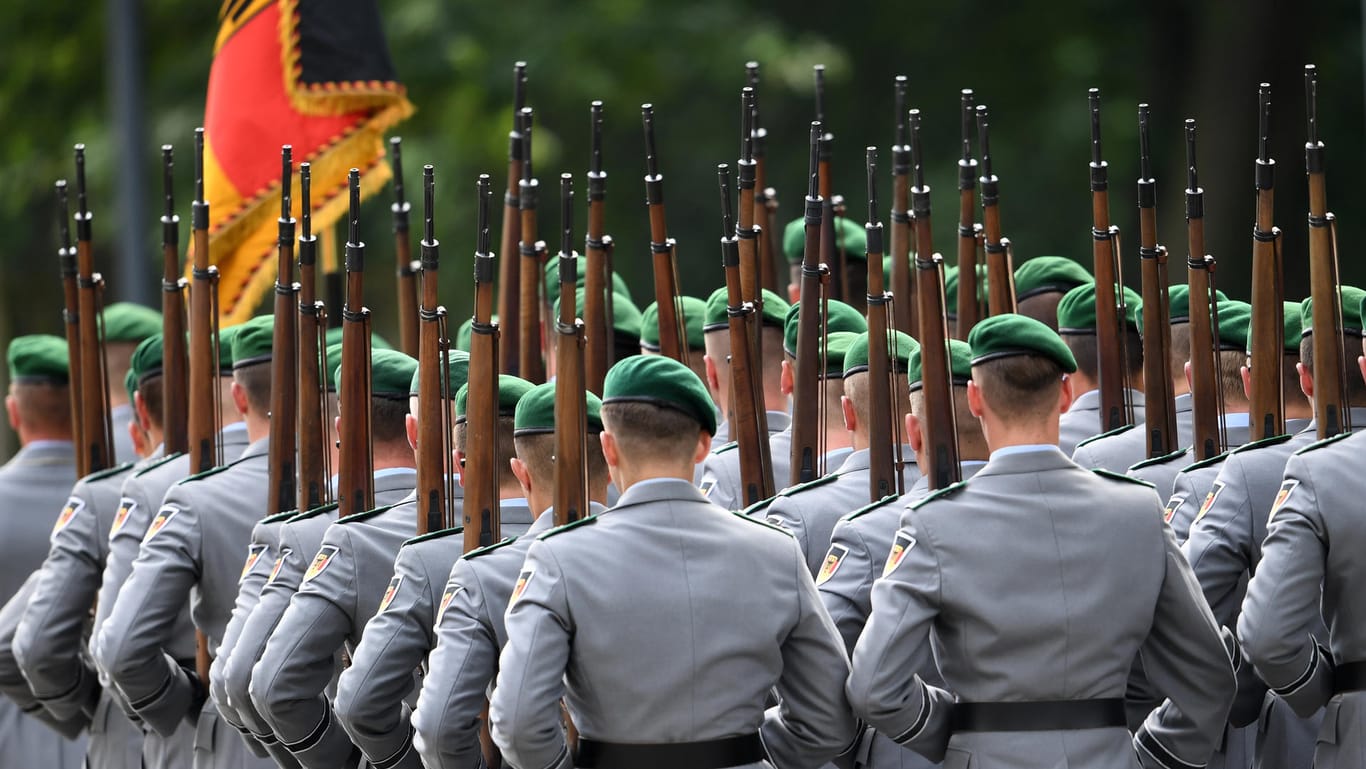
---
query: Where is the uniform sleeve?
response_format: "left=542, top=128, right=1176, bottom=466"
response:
left=94, top=494, right=205, bottom=737
left=817, top=517, right=878, bottom=656
left=211, top=532, right=273, bottom=741
left=249, top=527, right=361, bottom=769
left=1167, top=470, right=1203, bottom=545
left=335, top=544, right=433, bottom=769
left=92, top=485, right=150, bottom=673
left=414, top=560, right=500, bottom=769
left=488, top=540, right=573, bottom=769
left=700, top=454, right=743, bottom=513
left=1183, top=456, right=1255, bottom=629
left=0, top=571, right=90, bottom=739
left=14, top=491, right=104, bottom=721
left=762, top=535, right=856, bottom=767
left=763, top=497, right=813, bottom=571
left=1237, top=455, right=1333, bottom=718
left=1134, top=522, right=1237, bottom=769
left=846, top=512, right=955, bottom=763
left=1070, top=441, right=1101, bottom=469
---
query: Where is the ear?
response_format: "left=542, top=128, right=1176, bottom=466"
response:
left=704, top=355, right=721, bottom=397
left=1183, top=360, right=1194, bottom=394
left=1358, top=354, right=1366, bottom=390
left=1058, top=375, right=1074, bottom=414
left=788, top=283, right=800, bottom=304
left=600, top=431, right=620, bottom=469
left=134, top=390, right=152, bottom=431
left=1297, top=361, right=1314, bottom=400
left=334, top=414, right=343, bottom=439
left=230, top=380, right=250, bottom=419
left=780, top=360, right=794, bottom=396
left=452, top=449, right=467, bottom=487
left=405, top=414, right=419, bottom=452
left=841, top=395, right=857, bottom=433
left=1240, top=364, right=1253, bottom=401
left=509, top=457, right=534, bottom=498
left=692, top=431, right=711, bottom=465
left=905, top=413, right=923, bottom=454
left=966, top=380, right=986, bottom=419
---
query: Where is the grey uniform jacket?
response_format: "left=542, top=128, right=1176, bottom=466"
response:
left=1072, top=393, right=1193, bottom=473
left=489, top=478, right=856, bottom=769
left=847, top=446, right=1234, bottom=769
left=697, top=411, right=792, bottom=510
left=1238, top=428, right=1366, bottom=769
left=759, top=448, right=921, bottom=576
left=1058, top=390, right=1147, bottom=457
left=1130, top=424, right=1252, bottom=502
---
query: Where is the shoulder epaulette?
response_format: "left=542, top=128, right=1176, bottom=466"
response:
left=1075, top=423, right=1135, bottom=449
left=288, top=501, right=340, bottom=523
left=337, top=503, right=398, bottom=525
left=133, top=451, right=184, bottom=478
left=537, top=515, right=598, bottom=540
left=1091, top=468, right=1156, bottom=489
left=909, top=480, right=968, bottom=510
left=845, top=494, right=902, bottom=522
left=731, top=510, right=792, bottom=536
left=777, top=472, right=840, bottom=498
left=1128, top=447, right=1188, bottom=472
left=740, top=494, right=779, bottom=517
left=260, top=508, right=301, bottom=525
left=86, top=461, right=136, bottom=483
left=177, top=463, right=231, bottom=485
left=710, top=441, right=738, bottom=456
left=460, top=536, right=518, bottom=560
left=1294, top=431, right=1352, bottom=456
left=1180, top=451, right=1230, bottom=474
left=1230, top=432, right=1293, bottom=455
left=404, top=525, right=464, bottom=547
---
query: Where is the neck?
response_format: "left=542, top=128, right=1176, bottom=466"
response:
left=372, top=444, right=416, bottom=471
left=498, top=481, right=524, bottom=501
left=615, top=462, right=694, bottom=491
left=1068, top=373, right=1099, bottom=401
left=850, top=428, right=870, bottom=453
left=244, top=415, right=271, bottom=443
left=19, top=426, right=71, bottom=445
left=1171, top=377, right=1191, bottom=397
left=981, top=413, right=1058, bottom=453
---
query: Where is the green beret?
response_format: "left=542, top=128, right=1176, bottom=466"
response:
left=821, top=331, right=858, bottom=378
left=333, top=348, right=418, bottom=399
left=454, top=315, right=497, bottom=353
left=230, top=315, right=275, bottom=369
left=783, top=299, right=868, bottom=357
left=130, top=334, right=165, bottom=385
left=1166, top=284, right=1231, bottom=324
left=910, top=338, right=974, bottom=391
left=324, top=327, right=392, bottom=351
left=1212, top=300, right=1252, bottom=351
left=702, top=287, right=790, bottom=333
left=1057, top=283, right=1142, bottom=334
left=843, top=330, right=918, bottom=377
left=552, top=289, right=643, bottom=340
left=640, top=296, right=707, bottom=352
left=944, top=265, right=989, bottom=317
left=513, top=381, right=605, bottom=436
left=1278, top=301, right=1303, bottom=352
left=324, top=342, right=343, bottom=392
left=782, top=216, right=868, bottom=263
left=102, top=302, right=162, bottom=345
left=124, top=367, right=138, bottom=403
left=216, top=324, right=241, bottom=373
left=1301, top=286, right=1366, bottom=336
left=542, top=254, right=630, bottom=299
left=455, top=374, right=535, bottom=422
left=1013, top=256, right=1091, bottom=300
left=408, top=349, right=471, bottom=398
left=968, top=314, right=1077, bottom=374
left=602, top=354, right=717, bottom=435
left=7, top=335, right=69, bottom=384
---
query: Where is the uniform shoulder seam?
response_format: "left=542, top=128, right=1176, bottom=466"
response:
left=1230, top=432, right=1293, bottom=454
left=777, top=472, right=840, bottom=498
left=1129, top=447, right=1188, bottom=471
left=404, top=525, right=465, bottom=546
left=908, top=480, right=967, bottom=510
left=337, top=503, right=399, bottom=525
left=287, top=501, right=340, bottom=522
left=732, top=511, right=793, bottom=536
left=1180, top=451, right=1230, bottom=473
left=845, top=494, right=901, bottom=522
left=1293, top=431, right=1351, bottom=456
left=86, top=461, right=136, bottom=482
left=460, top=536, right=518, bottom=559
left=133, top=451, right=184, bottom=477
left=537, top=514, right=598, bottom=540
left=1091, top=467, right=1156, bottom=488
left=710, top=441, right=738, bottom=456
left=1075, top=422, right=1135, bottom=448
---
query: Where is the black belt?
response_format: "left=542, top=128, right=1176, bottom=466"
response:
left=576, top=733, right=765, bottom=769
left=951, top=698, right=1127, bottom=732
left=1334, top=660, right=1366, bottom=694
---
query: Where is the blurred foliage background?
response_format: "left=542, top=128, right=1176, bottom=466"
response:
left=0, top=0, right=1363, bottom=457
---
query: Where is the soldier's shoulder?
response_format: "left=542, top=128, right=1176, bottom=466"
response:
left=777, top=472, right=839, bottom=499
left=845, top=494, right=902, bottom=523
left=1075, top=423, right=1135, bottom=449
left=730, top=510, right=793, bottom=537
left=739, top=493, right=779, bottom=518
left=176, top=462, right=231, bottom=486
left=710, top=441, right=738, bottom=456
left=1180, top=451, right=1230, bottom=474
left=1293, top=431, right=1353, bottom=457
left=261, top=508, right=302, bottom=525
left=1230, top=432, right=1294, bottom=455
left=1090, top=467, right=1156, bottom=489
left=287, top=501, right=339, bottom=523
left=86, top=461, right=136, bottom=484
left=908, top=480, right=968, bottom=511
left=460, top=536, right=518, bottom=561
left=336, top=503, right=398, bottom=525
left=1129, top=447, right=1187, bottom=472
left=133, top=451, right=184, bottom=478
left=403, top=525, right=464, bottom=548
left=537, top=514, right=598, bottom=541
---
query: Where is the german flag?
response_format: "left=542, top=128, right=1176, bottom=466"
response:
left=203, top=0, right=413, bottom=323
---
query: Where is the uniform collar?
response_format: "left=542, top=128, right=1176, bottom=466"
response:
left=766, top=411, right=792, bottom=434
left=910, top=459, right=987, bottom=493
left=612, top=477, right=711, bottom=509
left=373, top=466, right=417, bottom=495
left=1067, top=390, right=1100, bottom=413
left=1174, top=392, right=1193, bottom=413
left=20, top=439, right=74, bottom=454
left=977, top=444, right=1074, bottom=479
left=833, top=448, right=870, bottom=474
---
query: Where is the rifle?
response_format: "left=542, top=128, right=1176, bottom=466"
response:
left=72, top=146, right=114, bottom=475
left=890, top=77, right=917, bottom=339
left=1184, top=119, right=1225, bottom=461
left=814, top=66, right=846, bottom=307
left=297, top=163, right=331, bottom=510
left=1304, top=64, right=1349, bottom=438
left=789, top=122, right=826, bottom=487
left=464, top=175, right=501, bottom=551
left=641, top=105, right=688, bottom=361
left=337, top=169, right=375, bottom=517
left=718, top=163, right=773, bottom=506
left=1248, top=84, right=1286, bottom=442
left=864, top=147, right=899, bottom=499
left=416, top=165, right=455, bottom=535
left=584, top=101, right=613, bottom=395
left=517, top=108, right=546, bottom=383
left=498, top=62, right=527, bottom=376
left=159, top=147, right=189, bottom=456
left=735, top=89, right=772, bottom=472
left=54, top=182, right=85, bottom=469
left=553, top=174, right=589, bottom=525
left=910, top=110, right=961, bottom=490
left=1087, top=90, right=1133, bottom=433
left=267, top=147, right=299, bottom=515
left=746, top=63, right=781, bottom=297
left=1136, top=105, right=1178, bottom=459
left=977, top=105, right=1016, bottom=317
left=956, top=90, right=982, bottom=338
left=390, top=137, right=419, bottom=357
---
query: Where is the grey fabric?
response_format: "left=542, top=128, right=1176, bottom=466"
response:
left=111, top=403, right=136, bottom=466
left=1130, top=424, right=1252, bottom=502
left=1073, top=393, right=1194, bottom=473
left=1058, top=389, right=1147, bottom=457
left=696, top=411, right=792, bottom=511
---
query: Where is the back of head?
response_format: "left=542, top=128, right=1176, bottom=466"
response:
left=6, top=334, right=72, bottom=439
left=1012, top=256, right=1092, bottom=333
left=1298, top=288, right=1366, bottom=406
left=968, top=315, right=1077, bottom=426
left=129, top=334, right=167, bottom=431
left=601, top=355, right=714, bottom=472
left=513, top=383, right=609, bottom=494
left=456, top=374, right=534, bottom=489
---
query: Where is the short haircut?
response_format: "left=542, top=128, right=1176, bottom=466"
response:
left=686, top=349, right=710, bottom=394
left=232, top=363, right=272, bottom=416
left=1299, top=333, right=1366, bottom=405
left=601, top=401, right=701, bottom=466
left=973, top=355, right=1066, bottom=422
left=10, top=382, right=71, bottom=434
left=514, top=431, right=611, bottom=492
left=1017, top=292, right=1063, bottom=332
left=455, top=415, right=518, bottom=488
left=844, top=371, right=911, bottom=429
left=139, top=375, right=165, bottom=430
left=1169, top=323, right=1192, bottom=384
left=1216, top=350, right=1247, bottom=405
left=1064, top=330, right=1142, bottom=382
left=910, top=384, right=985, bottom=454
left=106, top=342, right=138, bottom=399
left=372, top=396, right=411, bottom=447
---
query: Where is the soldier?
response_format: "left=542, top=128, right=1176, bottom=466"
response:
left=1010, top=255, right=1092, bottom=332
left=551, top=286, right=644, bottom=368
left=943, top=264, right=988, bottom=336
left=818, top=337, right=985, bottom=769
left=700, top=285, right=790, bottom=448
left=640, top=295, right=709, bottom=383
left=0, top=334, right=84, bottom=768
left=249, top=371, right=530, bottom=769
left=14, top=334, right=166, bottom=769
left=1055, top=282, right=1147, bottom=455
left=489, top=354, right=855, bottom=768
left=781, top=214, right=867, bottom=304
left=95, top=314, right=278, bottom=769
left=349, top=382, right=610, bottom=769
left=847, top=314, right=1234, bottom=769
left=100, top=302, right=163, bottom=464
left=753, top=330, right=920, bottom=575
left=1237, top=291, right=1366, bottom=769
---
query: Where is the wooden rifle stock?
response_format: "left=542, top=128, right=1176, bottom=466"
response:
left=864, top=147, right=898, bottom=500
left=1249, top=85, right=1286, bottom=441
left=390, top=137, right=419, bottom=357
left=554, top=175, right=589, bottom=526
left=955, top=90, right=982, bottom=338
left=464, top=175, right=501, bottom=552
left=267, top=147, right=299, bottom=515
left=1087, top=90, right=1132, bottom=433
left=297, top=163, right=330, bottom=511
left=910, top=110, right=961, bottom=490
left=1184, top=120, right=1224, bottom=461
left=976, top=106, right=1016, bottom=317
left=498, top=63, right=526, bottom=376
left=584, top=102, right=612, bottom=395
left=790, top=123, right=826, bottom=487
left=72, top=146, right=114, bottom=475
left=746, top=63, right=781, bottom=297
left=54, top=181, right=85, bottom=472
left=188, top=128, right=221, bottom=475
left=159, top=147, right=189, bottom=456
left=641, top=105, right=687, bottom=362
left=517, top=108, right=546, bottom=383
left=1135, top=106, right=1178, bottom=458
left=1304, top=65, right=1349, bottom=438
left=890, top=78, right=917, bottom=339
left=735, top=89, right=772, bottom=484
left=813, top=66, right=846, bottom=307
left=416, top=165, right=453, bottom=535
left=337, top=169, right=375, bottom=517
